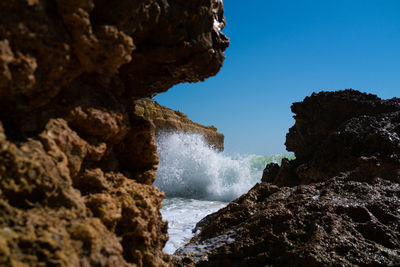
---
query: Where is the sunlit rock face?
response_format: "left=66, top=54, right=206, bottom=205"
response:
left=176, top=90, right=400, bottom=266
left=0, top=0, right=229, bottom=266
left=134, top=99, right=224, bottom=152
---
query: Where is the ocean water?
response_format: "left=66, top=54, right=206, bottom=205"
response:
left=154, top=132, right=293, bottom=254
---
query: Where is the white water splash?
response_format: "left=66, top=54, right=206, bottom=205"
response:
left=155, top=132, right=294, bottom=254
left=161, top=198, right=227, bottom=254
left=155, top=132, right=265, bottom=202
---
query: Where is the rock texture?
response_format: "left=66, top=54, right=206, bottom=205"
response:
left=134, top=99, right=224, bottom=151
left=0, top=0, right=229, bottom=266
left=177, top=90, right=400, bottom=266
left=266, top=89, right=400, bottom=186
left=0, top=0, right=228, bottom=111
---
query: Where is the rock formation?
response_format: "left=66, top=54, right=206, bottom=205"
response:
left=266, top=90, right=400, bottom=186
left=0, top=0, right=229, bottom=266
left=177, top=90, right=400, bottom=266
left=134, top=99, right=224, bottom=151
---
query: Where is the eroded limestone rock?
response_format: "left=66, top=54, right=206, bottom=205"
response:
left=0, top=0, right=229, bottom=265
left=134, top=99, right=224, bottom=151
left=0, top=0, right=228, bottom=111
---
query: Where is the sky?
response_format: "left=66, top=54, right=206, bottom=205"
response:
left=155, top=0, right=400, bottom=155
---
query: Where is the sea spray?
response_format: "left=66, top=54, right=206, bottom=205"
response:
left=155, top=132, right=293, bottom=201
left=155, top=133, right=261, bottom=201
left=155, top=132, right=294, bottom=253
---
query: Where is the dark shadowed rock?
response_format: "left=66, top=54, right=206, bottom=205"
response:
left=177, top=176, right=400, bottom=266
left=286, top=90, right=400, bottom=162
left=177, top=90, right=400, bottom=266
left=265, top=89, right=400, bottom=186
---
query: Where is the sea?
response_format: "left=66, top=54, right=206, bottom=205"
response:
left=154, top=132, right=294, bottom=254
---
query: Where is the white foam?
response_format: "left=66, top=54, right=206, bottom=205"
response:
left=161, top=198, right=227, bottom=254
left=155, top=132, right=263, bottom=202
left=155, top=132, right=294, bottom=254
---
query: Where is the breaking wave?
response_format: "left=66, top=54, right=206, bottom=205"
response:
left=154, top=132, right=293, bottom=202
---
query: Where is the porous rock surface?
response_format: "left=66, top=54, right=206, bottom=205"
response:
left=0, top=0, right=228, bottom=111
left=134, top=99, right=224, bottom=151
left=0, top=0, right=229, bottom=266
left=266, top=89, right=400, bottom=186
left=176, top=90, right=400, bottom=266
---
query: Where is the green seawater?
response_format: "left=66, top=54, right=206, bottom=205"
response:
left=250, top=153, right=295, bottom=172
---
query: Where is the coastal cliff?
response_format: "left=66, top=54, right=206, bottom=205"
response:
left=177, top=90, right=400, bottom=266
left=0, top=0, right=229, bottom=266
left=134, top=99, right=224, bottom=151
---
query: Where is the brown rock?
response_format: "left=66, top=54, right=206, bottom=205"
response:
left=67, top=106, right=130, bottom=143
left=0, top=0, right=228, bottom=111
left=0, top=115, right=169, bottom=266
left=39, top=118, right=89, bottom=178
left=134, top=98, right=224, bottom=151
left=0, top=0, right=229, bottom=265
left=57, top=0, right=134, bottom=74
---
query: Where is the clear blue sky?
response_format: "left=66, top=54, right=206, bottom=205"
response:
left=156, top=0, right=400, bottom=155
